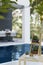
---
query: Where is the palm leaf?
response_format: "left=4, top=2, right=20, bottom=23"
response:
left=0, top=0, right=23, bottom=13
left=0, top=0, right=17, bottom=13
left=35, top=2, right=43, bottom=15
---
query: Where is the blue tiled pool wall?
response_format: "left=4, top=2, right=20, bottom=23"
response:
left=0, top=44, right=31, bottom=63
left=0, top=46, right=12, bottom=63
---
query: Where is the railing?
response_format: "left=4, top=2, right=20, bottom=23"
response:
left=0, top=30, right=16, bottom=37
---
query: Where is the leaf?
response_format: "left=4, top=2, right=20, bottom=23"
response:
left=0, top=0, right=17, bottom=13
left=30, top=0, right=43, bottom=14
left=1, top=0, right=10, bottom=3
left=0, top=15, right=5, bottom=19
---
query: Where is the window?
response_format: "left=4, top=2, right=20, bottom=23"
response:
left=12, top=9, right=23, bottom=42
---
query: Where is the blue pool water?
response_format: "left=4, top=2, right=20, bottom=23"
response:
left=0, top=44, right=43, bottom=63
left=0, top=44, right=30, bottom=63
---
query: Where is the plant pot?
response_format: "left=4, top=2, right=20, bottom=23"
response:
left=32, top=51, right=38, bottom=54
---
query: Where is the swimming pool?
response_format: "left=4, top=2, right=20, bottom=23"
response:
left=0, top=44, right=30, bottom=63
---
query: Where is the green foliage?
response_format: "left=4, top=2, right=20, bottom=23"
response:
left=32, top=35, right=39, bottom=43
left=30, top=0, right=43, bottom=14
left=36, top=2, right=43, bottom=15
left=0, top=8, right=9, bottom=13
left=0, top=15, right=5, bottom=19
left=0, top=0, right=17, bottom=13
left=33, top=46, right=38, bottom=51
left=2, top=0, right=10, bottom=3
left=0, top=0, right=18, bottom=20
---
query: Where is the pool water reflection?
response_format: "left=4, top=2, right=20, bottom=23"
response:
left=0, top=44, right=30, bottom=63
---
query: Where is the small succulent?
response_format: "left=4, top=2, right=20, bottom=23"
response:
left=25, top=51, right=29, bottom=55
left=32, top=35, right=39, bottom=43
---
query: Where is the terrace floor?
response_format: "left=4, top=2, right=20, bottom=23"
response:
left=0, top=60, right=43, bottom=65
left=0, top=54, right=43, bottom=65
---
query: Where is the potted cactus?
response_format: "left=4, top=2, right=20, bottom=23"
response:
left=31, top=46, right=38, bottom=54
left=25, top=51, right=29, bottom=55
left=32, top=35, right=39, bottom=43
